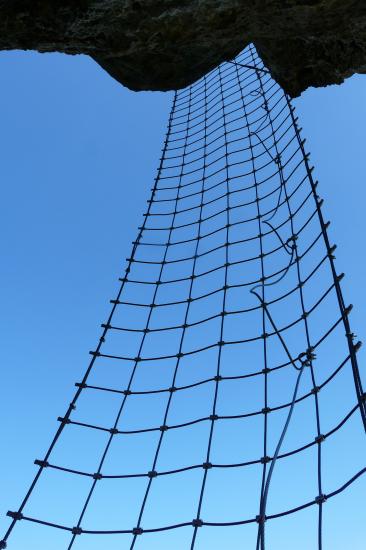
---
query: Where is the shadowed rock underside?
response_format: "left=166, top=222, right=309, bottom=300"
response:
left=0, top=1, right=366, bottom=95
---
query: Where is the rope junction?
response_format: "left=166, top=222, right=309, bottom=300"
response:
left=2, top=45, right=365, bottom=549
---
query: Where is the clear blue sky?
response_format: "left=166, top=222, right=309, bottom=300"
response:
left=0, top=50, right=365, bottom=549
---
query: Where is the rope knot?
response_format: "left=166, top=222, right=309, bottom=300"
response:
left=315, top=494, right=327, bottom=505
left=256, top=515, right=266, bottom=524
left=6, top=512, right=23, bottom=521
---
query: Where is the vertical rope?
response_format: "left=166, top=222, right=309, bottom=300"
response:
left=190, top=63, right=231, bottom=550
left=286, top=96, right=366, bottom=433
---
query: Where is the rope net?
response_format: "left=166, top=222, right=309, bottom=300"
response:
left=2, top=45, right=365, bottom=550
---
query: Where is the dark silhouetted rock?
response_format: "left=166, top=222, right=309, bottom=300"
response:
left=0, top=1, right=365, bottom=95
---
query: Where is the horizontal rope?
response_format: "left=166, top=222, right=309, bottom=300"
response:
left=6, top=464, right=365, bottom=536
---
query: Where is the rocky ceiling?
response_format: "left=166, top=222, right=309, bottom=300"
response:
left=0, top=1, right=365, bottom=96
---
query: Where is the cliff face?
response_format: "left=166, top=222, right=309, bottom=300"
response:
left=1, top=1, right=365, bottom=96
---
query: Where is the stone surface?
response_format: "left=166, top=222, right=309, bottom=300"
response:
left=0, top=1, right=365, bottom=96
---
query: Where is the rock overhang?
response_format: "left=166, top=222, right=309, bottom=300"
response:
left=0, top=1, right=365, bottom=96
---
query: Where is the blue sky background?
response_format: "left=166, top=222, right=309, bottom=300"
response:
left=0, top=49, right=365, bottom=549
